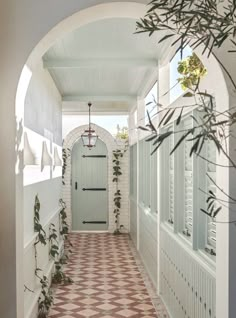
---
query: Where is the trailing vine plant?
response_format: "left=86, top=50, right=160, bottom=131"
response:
left=59, top=199, right=73, bottom=263
left=33, top=195, right=53, bottom=318
left=136, top=0, right=236, bottom=229
left=49, top=223, right=73, bottom=285
left=112, top=141, right=128, bottom=234
left=62, top=147, right=71, bottom=185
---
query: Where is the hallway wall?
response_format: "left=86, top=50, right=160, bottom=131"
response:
left=23, top=62, right=63, bottom=318
left=128, top=49, right=228, bottom=316
left=130, top=141, right=158, bottom=289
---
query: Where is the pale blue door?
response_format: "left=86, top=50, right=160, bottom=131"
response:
left=72, top=138, right=108, bottom=231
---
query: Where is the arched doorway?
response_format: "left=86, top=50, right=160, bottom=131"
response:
left=10, top=2, right=234, bottom=318
left=72, top=138, right=108, bottom=231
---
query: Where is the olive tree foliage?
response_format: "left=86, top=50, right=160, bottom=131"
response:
left=136, top=0, right=236, bottom=220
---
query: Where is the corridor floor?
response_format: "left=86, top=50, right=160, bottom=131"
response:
left=49, top=233, right=168, bottom=318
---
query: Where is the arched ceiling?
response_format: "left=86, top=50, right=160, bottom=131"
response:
left=43, top=18, right=168, bottom=113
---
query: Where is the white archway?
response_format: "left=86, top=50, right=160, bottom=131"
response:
left=12, top=2, right=235, bottom=318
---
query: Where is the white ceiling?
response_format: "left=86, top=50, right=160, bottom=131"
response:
left=43, top=18, right=167, bottom=113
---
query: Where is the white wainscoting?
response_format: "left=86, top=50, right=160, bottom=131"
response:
left=24, top=208, right=64, bottom=318
left=160, top=225, right=216, bottom=318
left=138, top=204, right=158, bottom=289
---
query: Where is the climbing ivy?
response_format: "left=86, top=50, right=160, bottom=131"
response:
left=112, top=143, right=128, bottom=234
left=59, top=198, right=73, bottom=263
left=33, top=196, right=74, bottom=317
left=62, top=147, right=71, bottom=185
left=33, top=195, right=53, bottom=318
left=34, top=195, right=47, bottom=246
left=49, top=223, right=73, bottom=285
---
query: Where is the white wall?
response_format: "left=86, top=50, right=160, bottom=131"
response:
left=23, top=62, right=62, bottom=318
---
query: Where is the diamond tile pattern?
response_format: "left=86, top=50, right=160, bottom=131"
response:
left=49, top=233, right=168, bottom=317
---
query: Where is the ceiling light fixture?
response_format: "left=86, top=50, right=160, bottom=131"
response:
left=81, top=102, right=98, bottom=149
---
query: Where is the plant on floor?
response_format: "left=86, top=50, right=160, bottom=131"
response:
left=112, top=144, right=128, bottom=234
left=33, top=195, right=54, bottom=318
left=136, top=0, right=236, bottom=226
left=37, top=275, right=54, bottom=318
left=62, top=147, right=71, bottom=185
left=49, top=223, right=73, bottom=285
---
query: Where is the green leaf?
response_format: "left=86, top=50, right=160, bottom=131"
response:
left=170, top=130, right=192, bottom=155
left=183, top=92, right=194, bottom=97
left=176, top=107, right=184, bottom=125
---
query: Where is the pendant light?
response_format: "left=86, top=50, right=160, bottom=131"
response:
left=81, top=102, right=98, bottom=149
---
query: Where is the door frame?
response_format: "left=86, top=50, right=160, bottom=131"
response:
left=63, top=124, right=119, bottom=232
left=71, top=138, right=109, bottom=231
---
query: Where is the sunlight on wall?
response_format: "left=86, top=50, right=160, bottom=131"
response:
left=15, top=65, right=32, bottom=175
left=23, top=128, right=62, bottom=186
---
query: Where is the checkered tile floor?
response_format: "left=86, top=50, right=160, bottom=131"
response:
left=49, top=233, right=168, bottom=318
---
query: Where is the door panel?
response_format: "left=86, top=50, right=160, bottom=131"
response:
left=72, top=138, right=108, bottom=231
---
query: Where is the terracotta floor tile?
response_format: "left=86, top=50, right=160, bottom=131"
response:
left=49, top=233, right=168, bottom=318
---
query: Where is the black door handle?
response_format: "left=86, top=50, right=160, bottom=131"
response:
left=75, top=182, right=77, bottom=190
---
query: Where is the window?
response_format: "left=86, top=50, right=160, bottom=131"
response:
left=145, top=82, right=158, bottom=125
left=169, top=46, right=192, bottom=103
left=158, top=106, right=217, bottom=259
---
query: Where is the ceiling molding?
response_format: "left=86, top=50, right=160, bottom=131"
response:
left=44, top=58, right=158, bottom=69
left=62, top=95, right=137, bottom=103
